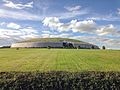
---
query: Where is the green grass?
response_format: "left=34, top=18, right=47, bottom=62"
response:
left=19, top=38, right=84, bottom=43
left=0, top=49, right=120, bottom=72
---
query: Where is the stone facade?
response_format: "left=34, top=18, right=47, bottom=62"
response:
left=74, top=43, right=99, bottom=49
left=11, top=41, right=99, bottom=49
left=11, top=42, right=63, bottom=48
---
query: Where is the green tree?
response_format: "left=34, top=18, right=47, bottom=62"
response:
left=102, top=46, right=106, bottom=50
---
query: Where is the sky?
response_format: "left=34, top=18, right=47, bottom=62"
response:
left=0, top=0, right=120, bottom=49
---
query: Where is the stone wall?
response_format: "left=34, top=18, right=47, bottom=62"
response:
left=11, top=42, right=63, bottom=48
left=74, top=43, right=99, bottom=49
left=11, top=42, right=99, bottom=49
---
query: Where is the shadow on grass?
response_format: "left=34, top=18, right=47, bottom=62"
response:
left=0, top=71, right=120, bottom=90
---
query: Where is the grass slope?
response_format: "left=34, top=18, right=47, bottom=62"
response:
left=0, top=49, right=120, bottom=72
left=19, top=38, right=84, bottom=43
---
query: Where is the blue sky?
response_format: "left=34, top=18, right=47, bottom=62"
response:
left=0, top=0, right=120, bottom=49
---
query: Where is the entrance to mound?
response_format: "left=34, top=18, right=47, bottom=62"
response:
left=63, top=42, right=74, bottom=48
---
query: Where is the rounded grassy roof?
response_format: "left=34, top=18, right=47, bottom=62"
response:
left=19, top=38, right=86, bottom=43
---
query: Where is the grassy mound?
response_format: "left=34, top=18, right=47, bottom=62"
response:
left=19, top=38, right=85, bottom=43
left=0, top=71, right=120, bottom=90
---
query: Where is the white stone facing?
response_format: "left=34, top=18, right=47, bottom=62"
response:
left=11, top=41, right=99, bottom=49
left=11, top=42, right=63, bottom=48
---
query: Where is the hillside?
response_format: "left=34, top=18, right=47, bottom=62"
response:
left=19, top=38, right=85, bottom=43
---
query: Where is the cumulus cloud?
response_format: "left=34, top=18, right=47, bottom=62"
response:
left=7, top=22, right=21, bottom=29
left=64, top=5, right=81, bottom=12
left=42, top=17, right=69, bottom=32
left=69, top=20, right=96, bottom=33
left=58, top=24, right=70, bottom=32
left=3, top=0, right=33, bottom=9
left=43, top=17, right=120, bottom=37
left=0, top=22, right=39, bottom=42
left=43, top=17, right=96, bottom=33
left=96, top=24, right=117, bottom=36
left=43, top=17, right=61, bottom=29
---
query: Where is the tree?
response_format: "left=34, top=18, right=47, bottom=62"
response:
left=102, top=46, right=106, bottom=50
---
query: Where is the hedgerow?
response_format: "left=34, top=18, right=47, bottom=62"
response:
left=0, top=71, right=120, bottom=90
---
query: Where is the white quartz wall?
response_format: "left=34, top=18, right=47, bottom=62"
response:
left=11, top=42, right=63, bottom=48
left=11, top=42, right=99, bottom=49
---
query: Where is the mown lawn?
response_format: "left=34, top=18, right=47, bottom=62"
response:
left=0, top=48, right=120, bottom=72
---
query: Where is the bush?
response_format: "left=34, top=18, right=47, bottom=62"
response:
left=102, top=46, right=106, bottom=50
left=0, top=71, right=120, bottom=90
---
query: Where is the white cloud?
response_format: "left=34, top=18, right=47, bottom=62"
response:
left=41, top=33, right=72, bottom=38
left=42, top=17, right=68, bottom=32
left=58, top=9, right=88, bottom=19
left=53, top=33, right=72, bottom=38
left=58, top=24, right=70, bottom=32
left=0, top=22, right=6, bottom=26
left=20, top=27, right=38, bottom=34
left=7, top=22, right=21, bottom=29
left=0, top=22, right=39, bottom=41
left=58, top=5, right=89, bottom=19
left=64, top=5, right=81, bottom=12
left=45, top=5, right=88, bottom=19
left=0, top=28, right=22, bottom=39
left=19, top=34, right=39, bottom=40
left=41, top=33, right=50, bottom=38
left=87, top=14, right=120, bottom=21
left=43, top=17, right=96, bottom=33
left=96, top=24, right=119, bottom=36
left=0, top=27, right=39, bottom=40
left=42, top=31, right=52, bottom=34
left=43, top=17, right=120, bottom=37
left=0, top=9, right=42, bottom=21
left=42, top=17, right=59, bottom=30
left=43, top=17, right=61, bottom=29
left=69, top=20, right=96, bottom=33
left=3, top=0, right=33, bottom=9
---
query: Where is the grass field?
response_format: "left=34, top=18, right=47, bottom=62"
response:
left=0, top=49, right=120, bottom=72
